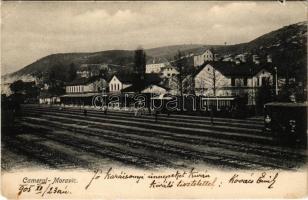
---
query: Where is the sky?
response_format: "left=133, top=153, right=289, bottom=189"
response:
left=1, top=1, right=307, bottom=75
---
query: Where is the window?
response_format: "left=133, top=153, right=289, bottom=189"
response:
left=110, top=84, right=113, bottom=91
left=244, top=78, right=247, bottom=86
left=231, top=78, right=235, bottom=86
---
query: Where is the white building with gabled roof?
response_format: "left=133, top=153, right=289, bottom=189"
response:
left=108, top=74, right=132, bottom=93
left=145, top=57, right=168, bottom=74
left=193, top=49, right=214, bottom=67
left=160, top=65, right=179, bottom=78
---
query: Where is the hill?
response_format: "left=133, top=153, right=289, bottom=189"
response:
left=185, top=21, right=307, bottom=82
left=3, top=21, right=307, bottom=83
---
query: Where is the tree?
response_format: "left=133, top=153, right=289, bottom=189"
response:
left=212, top=67, right=217, bottom=96
left=133, top=48, right=147, bottom=92
left=9, top=80, right=39, bottom=100
left=182, top=75, right=195, bottom=95
left=48, top=69, right=56, bottom=82
left=175, top=51, right=184, bottom=98
left=99, top=68, right=109, bottom=79
left=256, top=79, right=274, bottom=113
left=46, top=65, right=65, bottom=96
left=47, top=63, right=66, bottom=82
left=48, top=81, right=65, bottom=96
left=174, top=51, right=191, bottom=110
left=10, top=80, right=25, bottom=94
left=277, top=82, right=306, bottom=102
left=195, top=65, right=225, bottom=96
left=134, top=48, right=146, bottom=77
left=67, top=63, right=77, bottom=82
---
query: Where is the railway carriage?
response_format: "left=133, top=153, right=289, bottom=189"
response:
left=150, top=94, right=248, bottom=117
left=182, top=95, right=248, bottom=117
left=264, top=102, right=307, bottom=148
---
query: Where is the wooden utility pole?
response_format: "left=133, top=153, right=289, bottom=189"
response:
left=212, top=67, right=216, bottom=96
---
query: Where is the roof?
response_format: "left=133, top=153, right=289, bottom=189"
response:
left=194, top=48, right=213, bottom=56
left=122, top=83, right=168, bottom=93
left=38, top=92, right=54, bottom=98
left=146, top=57, right=169, bottom=65
left=265, top=102, right=308, bottom=108
left=121, top=74, right=164, bottom=93
left=121, top=85, right=140, bottom=93
left=151, top=94, right=173, bottom=100
left=161, top=64, right=178, bottom=71
left=193, top=61, right=274, bottom=78
left=65, top=76, right=103, bottom=86
left=60, top=92, right=101, bottom=98
left=109, top=73, right=132, bottom=84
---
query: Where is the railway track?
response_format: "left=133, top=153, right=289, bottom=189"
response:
left=21, top=114, right=305, bottom=169
left=2, top=104, right=307, bottom=170
left=22, top=108, right=306, bottom=157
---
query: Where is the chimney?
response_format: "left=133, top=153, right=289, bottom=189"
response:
left=267, top=55, right=272, bottom=63
left=252, top=55, right=260, bottom=64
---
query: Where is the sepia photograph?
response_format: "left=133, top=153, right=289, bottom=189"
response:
left=1, top=1, right=307, bottom=199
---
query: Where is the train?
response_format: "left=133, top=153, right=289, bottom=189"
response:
left=264, top=102, right=307, bottom=148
